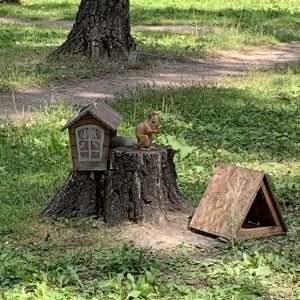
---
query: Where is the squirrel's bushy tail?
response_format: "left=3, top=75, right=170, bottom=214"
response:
left=109, top=136, right=137, bottom=149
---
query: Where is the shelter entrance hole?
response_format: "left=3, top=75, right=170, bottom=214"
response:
left=242, top=188, right=276, bottom=229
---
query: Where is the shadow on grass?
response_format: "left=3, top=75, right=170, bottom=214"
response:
left=130, top=7, right=300, bottom=43
left=116, top=84, right=300, bottom=159
left=1, top=4, right=300, bottom=43
left=114, top=83, right=300, bottom=205
left=0, top=24, right=128, bottom=91
left=0, top=1, right=79, bottom=20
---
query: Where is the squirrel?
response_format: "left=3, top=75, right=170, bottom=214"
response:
left=109, top=113, right=160, bottom=150
left=136, top=113, right=160, bottom=150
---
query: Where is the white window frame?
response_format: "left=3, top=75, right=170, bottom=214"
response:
left=75, top=125, right=105, bottom=162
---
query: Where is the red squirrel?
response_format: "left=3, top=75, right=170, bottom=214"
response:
left=135, top=113, right=160, bottom=150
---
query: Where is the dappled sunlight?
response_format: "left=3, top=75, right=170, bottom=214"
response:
left=0, top=1, right=300, bottom=298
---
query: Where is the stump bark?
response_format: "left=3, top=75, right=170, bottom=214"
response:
left=52, top=0, right=135, bottom=57
left=41, top=145, right=193, bottom=225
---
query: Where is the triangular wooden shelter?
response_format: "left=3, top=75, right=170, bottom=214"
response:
left=189, top=163, right=287, bottom=239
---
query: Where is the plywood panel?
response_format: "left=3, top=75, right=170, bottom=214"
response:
left=237, top=226, right=285, bottom=238
left=189, top=163, right=287, bottom=239
left=189, top=164, right=264, bottom=238
left=261, top=178, right=287, bottom=231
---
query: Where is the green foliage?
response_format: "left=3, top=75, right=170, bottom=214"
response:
left=0, top=102, right=73, bottom=235
left=0, top=1, right=300, bottom=299
left=101, top=243, right=159, bottom=276
left=130, top=0, right=300, bottom=28
left=0, top=23, right=130, bottom=92
left=114, top=65, right=300, bottom=206
left=1, top=0, right=300, bottom=91
left=0, top=241, right=170, bottom=300
left=0, top=0, right=80, bottom=20
left=1, top=0, right=300, bottom=32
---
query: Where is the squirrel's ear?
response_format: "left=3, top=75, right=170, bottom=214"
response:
left=147, top=113, right=155, bottom=119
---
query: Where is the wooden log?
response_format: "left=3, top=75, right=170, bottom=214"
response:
left=41, top=145, right=193, bottom=225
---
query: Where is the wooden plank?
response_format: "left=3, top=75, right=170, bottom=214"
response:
left=262, top=177, right=288, bottom=231
left=237, top=226, right=286, bottom=238
left=69, top=131, right=76, bottom=146
left=189, top=163, right=264, bottom=238
left=103, top=139, right=110, bottom=147
left=70, top=119, right=99, bottom=128
left=260, top=180, right=281, bottom=226
left=73, top=159, right=108, bottom=171
left=70, top=148, right=78, bottom=159
left=81, top=113, right=97, bottom=120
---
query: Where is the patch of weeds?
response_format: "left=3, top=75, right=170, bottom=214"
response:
left=0, top=241, right=164, bottom=299
left=99, top=269, right=161, bottom=299
left=101, top=243, right=159, bottom=276
left=163, top=250, right=299, bottom=299
left=0, top=102, right=74, bottom=236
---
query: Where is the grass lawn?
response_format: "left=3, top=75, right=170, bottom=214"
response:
left=1, top=67, right=300, bottom=299
left=1, top=0, right=300, bottom=92
left=1, top=0, right=300, bottom=27
left=0, top=0, right=300, bottom=299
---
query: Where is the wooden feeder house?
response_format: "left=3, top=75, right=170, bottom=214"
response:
left=189, top=163, right=288, bottom=239
left=62, top=101, right=123, bottom=172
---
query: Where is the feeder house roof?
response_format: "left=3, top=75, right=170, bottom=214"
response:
left=61, top=101, right=123, bottom=132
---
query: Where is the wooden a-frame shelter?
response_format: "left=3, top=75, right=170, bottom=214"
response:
left=189, top=163, right=288, bottom=239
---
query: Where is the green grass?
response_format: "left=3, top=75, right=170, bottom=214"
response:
left=1, top=0, right=300, bottom=92
left=133, top=27, right=279, bottom=55
left=1, top=0, right=300, bottom=45
left=114, top=66, right=300, bottom=205
left=0, top=103, right=73, bottom=235
left=0, top=236, right=299, bottom=299
left=0, top=1, right=300, bottom=299
left=0, top=0, right=80, bottom=20
left=0, top=21, right=296, bottom=93
left=1, top=0, right=300, bottom=27
left=0, top=24, right=131, bottom=92
left=0, top=66, right=300, bottom=299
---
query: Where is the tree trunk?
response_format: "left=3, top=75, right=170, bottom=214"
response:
left=41, top=146, right=193, bottom=225
left=0, top=0, right=20, bottom=3
left=52, top=0, right=136, bottom=57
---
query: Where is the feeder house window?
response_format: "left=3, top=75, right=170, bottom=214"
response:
left=75, top=125, right=105, bottom=162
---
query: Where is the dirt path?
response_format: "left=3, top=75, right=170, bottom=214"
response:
left=1, top=17, right=300, bottom=119
left=2, top=42, right=300, bottom=119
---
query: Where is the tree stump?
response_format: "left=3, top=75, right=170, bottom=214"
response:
left=41, top=145, right=193, bottom=225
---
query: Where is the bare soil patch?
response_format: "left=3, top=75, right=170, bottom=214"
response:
left=119, top=213, right=217, bottom=252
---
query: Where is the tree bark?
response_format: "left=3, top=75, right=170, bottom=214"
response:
left=0, top=0, right=20, bottom=3
left=41, top=146, right=193, bottom=225
left=52, top=0, right=135, bottom=57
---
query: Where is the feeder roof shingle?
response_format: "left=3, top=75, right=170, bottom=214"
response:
left=61, top=101, right=123, bottom=131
